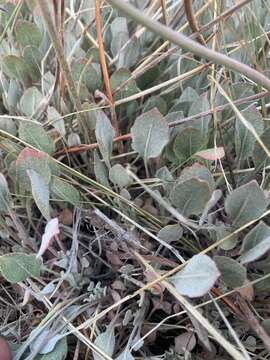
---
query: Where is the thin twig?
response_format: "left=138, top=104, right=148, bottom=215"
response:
left=184, top=0, right=206, bottom=45
left=160, top=0, right=168, bottom=25
left=106, top=0, right=270, bottom=91
left=95, top=0, right=121, bottom=142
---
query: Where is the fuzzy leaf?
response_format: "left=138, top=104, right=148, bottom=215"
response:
left=170, top=254, right=220, bottom=298
left=110, top=68, right=138, bottom=101
left=109, top=164, right=131, bottom=188
left=173, top=127, right=205, bottom=163
left=170, top=178, right=211, bottom=216
left=93, top=326, right=115, bottom=360
left=16, top=148, right=51, bottom=191
left=27, top=169, right=50, bottom=220
left=50, top=177, right=80, bottom=206
left=253, top=128, right=270, bottom=169
left=1, top=55, right=30, bottom=84
left=225, top=180, right=267, bottom=227
left=110, top=17, right=129, bottom=57
left=235, top=106, right=264, bottom=162
left=240, top=238, right=270, bottom=265
left=214, top=256, right=246, bottom=288
left=131, top=108, right=169, bottom=161
left=18, top=122, right=55, bottom=155
left=241, top=221, right=270, bottom=253
left=94, top=150, right=110, bottom=188
left=0, top=253, right=41, bottom=283
left=23, top=45, right=43, bottom=82
left=95, top=111, right=115, bottom=168
left=239, top=233, right=270, bottom=265
left=35, top=338, right=67, bottom=360
left=158, top=224, right=183, bottom=243
left=15, top=20, right=42, bottom=48
left=30, top=330, right=63, bottom=355
left=188, top=95, right=211, bottom=137
left=20, top=87, right=43, bottom=117
left=179, top=163, right=215, bottom=191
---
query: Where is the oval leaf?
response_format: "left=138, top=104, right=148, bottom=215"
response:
left=170, top=254, right=220, bottom=298
left=109, top=164, right=131, bottom=188
left=214, top=256, right=246, bottom=288
left=1, top=55, right=30, bottom=84
left=170, top=178, right=211, bottom=216
left=15, top=20, right=42, bottom=48
left=19, top=122, right=55, bottom=155
left=0, top=253, right=41, bottom=283
left=19, top=87, right=44, bottom=117
left=225, top=180, right=267, bottom=228
left=173, top=127, right=204, bottom=163
left=131, top=108, right=169, bottom=161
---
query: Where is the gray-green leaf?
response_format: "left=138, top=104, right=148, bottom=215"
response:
left=179, top=163, right=215, bottom=191
left=235, top=106, right=264, bottom=162
left=35, top=338, right=68, bottom=360
left=50, top=177, right=80, bottom=206
left=224, top=180, right=267, bottom=228
left=241, top=221, right=270, bottom=254
left=94, top=150, right=110, bottom=188
left=158, top=224, right=183, bottom=243
left=170, top=254, right=220, bottom=298
left=170, top=178, right=211, bottom=216
left=253, top=128, right=270, bottom=169
left=19, top=122, right=55, bottom=155
left=239, top=236, right=270, bottom=264
left=0, top=253, right=41, bottom=283
left=214, top=256, right=246, bottom=288
left=95, top=111, right=115, bottom=168
left=131, top=108, right=169, bottom=161
left=173, top=127, right=205, bottom=164
left=1, top=55, right=30, bottom=84
left=20, top=87, right=44, bottom=117
left=15, top=20, right=43, bottom=48
left=93, top=326, right=115, bottom=360
left=27, top=169, right=50, bottom=220
left=109, top=164, right=131, bottom=188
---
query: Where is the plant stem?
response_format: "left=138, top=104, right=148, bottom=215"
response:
left=106, top=0, right=270, bottom=91
left=36, top=0, right=90, bottom=142
left=184, top=0, right=206, bottom=45
left=95, top=0, right=121, bottom=140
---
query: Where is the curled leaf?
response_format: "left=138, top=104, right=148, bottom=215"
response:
left=37, top=218, right=60, bottom=258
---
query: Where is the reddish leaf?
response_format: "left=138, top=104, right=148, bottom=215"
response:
left=195, top=147, right=225, bottom=161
